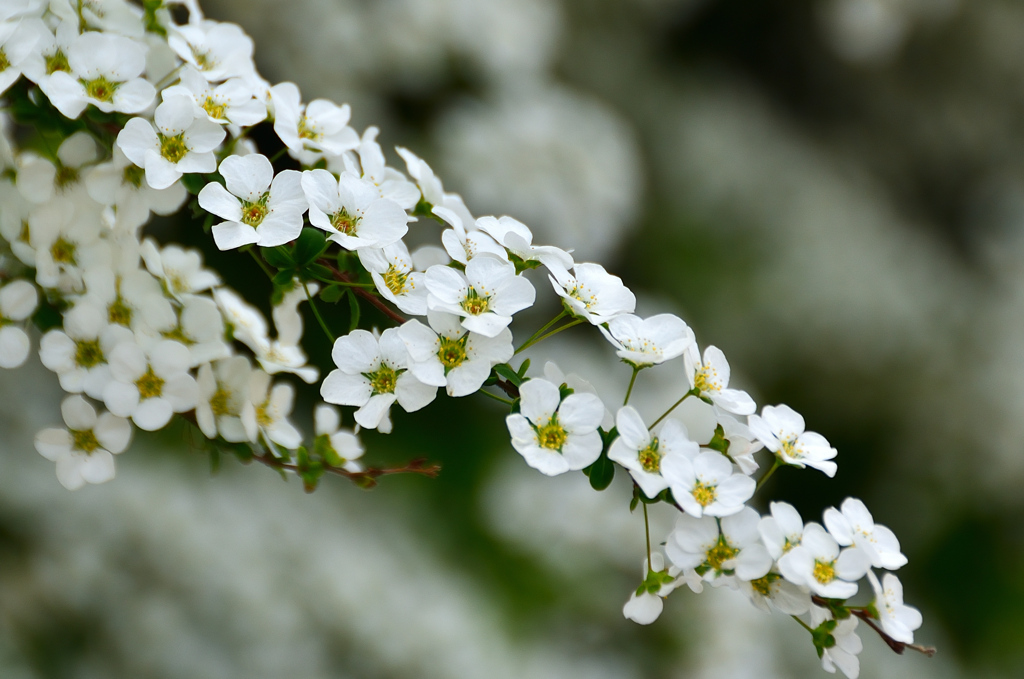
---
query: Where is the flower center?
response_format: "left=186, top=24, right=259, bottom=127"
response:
left=191, top=47, right=215, bottom=71
left=122, top=164, right=145, bottom=188
left=749, top=573, right=778, bottom=597
left=535, top=416, right=568, bottom=451
left=50, top=237, right=77, bottom=264
left=568, top=283, right=595, bottom=308
left=381, top=265, right=409, bottom=296
left=75, top=339, right=104, bottom=368
left=693, top=366, right=719, bottom=393
left=108, top=298, right=133, bottom=326
left=136, top=367, right=165, bottom=400
left=18, top=220, right=29, bottom=243
left=240, top=196, right=269, bottom=227
left=637, top=437, right=661, bottom=473
left=202, top=96, right=226, bottom=120
left=461, top=288, right=490, bottom=316
left=256, top=401, right=273, bottom=427
left=54, top=164, right=79, bottom=190
left=330, top=208, right=359, bottom=234
left=297, top=115, right=320, bottom=141
left=71, top=428, right=100, bottom=453
left=692, top=481, right=717, bottom=508
left=705, top=538, right=739, bottom=571
left=812, top=560, right=836, bottom=585
left=82, top=76, right=119, bottom=102
left=45, top=49, right=70, bottom=75
left=162, top=326, right=195, bottom=345
left=0, top=49, right=9, bottom=72
left=210, top=387, right=232, bottom=416
left=366, top=364, right=400, bottom=395
left=437, top=336, right=467, bottom=372
left=779, top=437, right=802, bottom=460
left=158, top=132, right=189, bottom=164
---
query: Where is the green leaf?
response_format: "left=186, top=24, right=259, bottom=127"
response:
left=516, top=358, right=531, bottom=378
left=493, top=363, right=522, bottom=387
left=31, top=301, right=63, bottom=333
left=629, top=486, right=640, bottom=512
left=180, top=172, right=207, bottom=195
left=293, top=228, right=327, bottom=266
left=587, top=450, right=615, bottom=490
left=272, top=270, right=295, bottom=287
left=706, top=424, right=730, bottom=454
left=262, top=246, right=293, bottom=269
left=303, top=263, right=336, bottom=283
left=347, top=288, right=361, bottom=332
left=319, top=285, right=345, bottom=303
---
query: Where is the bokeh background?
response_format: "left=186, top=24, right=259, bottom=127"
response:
left=2, top=0, right=1022, bottom=676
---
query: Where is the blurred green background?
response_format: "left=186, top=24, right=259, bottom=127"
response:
left=2, top=0, right=1021, bottom=676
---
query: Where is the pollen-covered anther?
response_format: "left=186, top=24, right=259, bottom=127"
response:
left=535, top=417, right=568, bottom=451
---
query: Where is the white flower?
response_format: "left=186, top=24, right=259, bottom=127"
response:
left=162, top=66, right=266, bottom=128
left=867, top=571, right=922, bottom=644
left=599, top=313, right=695, bottom=369
left=541, top=361, right=614, bottom=430
left=425, top=256, right=536, bottom=338
left=349, top=126, right=419, bottom=209
left=313, top=405, right=364, bottom=472
left=359, top=241, right=428, bottom=316
left=759, top=501, right=806, bottom=560
left=16, top=130, right=98, bottom=204
left=103, top=339, right=199, bottom=431
left=684, top=344, right=756, bottom=416
left=198, top=154, right=305, bottom=249
left=270, top=82, right=359, bottom=165
left=0, top=18, right=47, bottom=95
left=778, top=524, right=869, bottom=599
left=0, top=279, right=37, bottom=369
left=549, top=262, right=635, bottom=325
left=167, top=20, right=256, bottom=82
left=748, top=404, right=838, bottom=477
left=396, top=146, right=445, bottom=206
left=823, top=497, right=907, bottom=570
left=320, top=328, right=437, bottom=433
left=505, top=377, right=604, bottom=476
left=242, top=370, right=303, bottom=451
left=622, top=553, right=682, bottom=625
left=20, top=18, right=75, bottom=95
left=150, top=295, right=229, bottom=367
left=80, top=265, right=176, bottom=335
left=117, top=93, right=226, bottom=190
left=434, top=205, right=507, bottom=266
left=665, top=507, right=772, bottom=584
left=398, top=311, right=514, bottom=397
left=34, top=395, right=132, bottom=490
left=810, top=607, right=863, bottom=679
left=740, top=570, right=811, bottom=616
left=607, top=406, right=698, bottom=499
left=662, top=450, right=755, bottom=518
left=44, top=31, right=155, bottom=119
left=39, top=303, right=134, bottom=398
left=85, top=146, right=188, bottom=232
left=195, top=356, right=252, bottom=442
left=475, top=215, right=573, bottom=273
left=139, top=238, right=221, bottom=300
left=302, top=169, right=410, bottom=250
left=29, top=197, right=109, bottom=292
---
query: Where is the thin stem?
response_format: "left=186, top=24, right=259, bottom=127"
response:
left=624, top=366, right=641, bottom=406
left=330, top=281, right=375, bottom=288
left=650, top=388, right=698, bottom=428
left=320, top=259, right=407, bottom=325
left=643, top=502, right=652, bottom=567
left=514, top=310, right=567, bottom=354
left=303, top=281, right=335, bottom=344
left=269, top=147, right=288, bottom=164
left=479, top=389, right=514, bottom=406
left=792, top=615, right=813, bottom=633
left=755, top=458, right=782, bottom=492
left=153, top=64, right=184, bottom=90
left=245, top=245, right=275, bottom=279
left=515, top=318, right=584, bottom=355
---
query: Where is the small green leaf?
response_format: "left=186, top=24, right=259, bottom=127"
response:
left=293, top=228, right=328, bottom=266
left=706, top=424, right=730, bottom=455
left=320, top=285, right=345, bottom=303
left=180, top=172, right=207, bottom=195
left=629, top=486, right=640, bottom=512
left=587, top=450, right=615, bottom=491
left=347, top=288, right=360, bottom=332
left=272, top=270, right=295, bottom=287
left=262, top=246, right=293, bottom=269
left=303, top=263, right=336, bottom=283
left=31, top=301, right=63, bottom=333
left=516, top=358, right=531, bottom=378
left=493, top=363, right=522, bottom=387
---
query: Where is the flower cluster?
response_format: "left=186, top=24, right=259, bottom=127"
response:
left=0, top=1, right=928, bottom=676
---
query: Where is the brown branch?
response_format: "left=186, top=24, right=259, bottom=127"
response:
left=320, top=259, right=407, bottom=325
left=810, top=595, right=936, bottom=658
left=495, top=377, right=520, bottom=399
left=250, top=451, right=441, bottom=489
